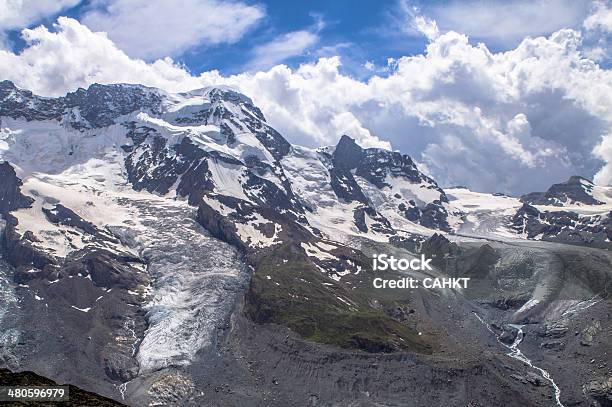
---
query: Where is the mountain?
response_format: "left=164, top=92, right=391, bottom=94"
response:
left=510, top=202, right=612, bottom=246
left=0, top=81, right=610, bottom=407
left=521, top=175, right=609, bottom=206
left=509, top=176, right=612, bottom=247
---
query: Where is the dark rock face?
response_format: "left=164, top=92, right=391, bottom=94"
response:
left=63, top=248, right=146, bottom=290
left=64, top=83, right=163, bottom=128
left=0, top=368, right=125, bottom=406
left=420, top=202, right=451, bottom=231
left=511, top=203, right=612, bottom=247
left=329, top=167, right=369, bottom=204
left=329, top=135, right=450, bottom=231
left=353, top=206, right=394, bottom=234
left=420, top=233, right=461, bottom=267
left=0, top=80, right=64, bottom=122
left=125, top=131, right=190, bottom=195
left=0, top=162, right=34, bottom=214
left=1, top=80, right=162, bottom=129
left=42, top=204, right=100, bottom=236
left=196, top=198, right=245, bottom=252
left=521, top=176, right=604, bottom=206
left=583, top=377, right=612, bottom=407
left=332, top=135, right=365, bottom=169
left=2, top=214, right=58, bottom=270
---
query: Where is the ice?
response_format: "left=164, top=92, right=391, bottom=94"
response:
left=234, top=213, right=281, bottom=248
left=446, top=188, right=521, bottom=212
left=110, top=198, right=250, bottom=373
left=71, top=306, right=92, bottom=312
left=301, top=242, right=337, bottom=261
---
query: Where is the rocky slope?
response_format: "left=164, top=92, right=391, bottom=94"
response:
left=521, top=176, right=607, bottom=206
left=508, top=176, right=612, bottom=248
left=0, top=81, right=610, bottom=406
left=0, top=368, right=124, bottom=406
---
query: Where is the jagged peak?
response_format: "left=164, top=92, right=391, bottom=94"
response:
left=520, top=174, right=604, bottom=206
left=565, top=175, right=594, bottom=185
left=174, top=85, right=254, bottom=106
left=0, top=80, right=17, bottom=89
left=332, top=135, right=364, bottom=169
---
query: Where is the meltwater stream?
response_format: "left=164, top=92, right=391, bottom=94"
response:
left=506, top=324, right=564, bottom=407
left=473, top=313, right=565, bottom=407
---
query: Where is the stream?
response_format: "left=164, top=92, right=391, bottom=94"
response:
left=473, top=313, right=565, bottom=407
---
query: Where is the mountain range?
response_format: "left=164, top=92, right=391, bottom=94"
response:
left=0, top=81, right=610, bottom=407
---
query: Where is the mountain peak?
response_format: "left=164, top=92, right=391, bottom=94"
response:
left=332, top=135, right=365, bottom=169
left=0, top=80, right=16, bottom=89
left=521, top=175, right=603, bottom=206
left=566, top=175, right=593, bottom=185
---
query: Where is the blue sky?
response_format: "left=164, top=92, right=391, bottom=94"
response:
left=4, top=0, right=429, bottom=78
left=2, top=0, right=602, bottom=77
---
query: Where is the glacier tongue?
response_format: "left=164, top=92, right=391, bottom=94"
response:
left=110, top=197, right=249, bottom=374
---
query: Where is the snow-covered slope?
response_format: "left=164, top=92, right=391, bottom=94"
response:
left=0, top=81, right=453, bottom=385
left=3, top=79, right=611, bottom=256
left=1, top=80, right=611, bottom=406
left=447, top=184, right=612, bottom=246
left=282, top=135, right=455, bottom=244
left=446, top=188, right=522, bottom=238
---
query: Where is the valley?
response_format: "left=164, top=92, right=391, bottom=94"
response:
left=0, top=81, right=609, bottom=406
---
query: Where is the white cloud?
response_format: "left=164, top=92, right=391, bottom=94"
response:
left=593, top=134, right=612, bottom=185
left=1, top=16, right=611, bottom=193
left=331, top=112, right=391, bottom=149
left=81, top=0, right=264, bottom=59
left=582, top=0, right=612, bottom=61
left=247, top=30, right=319, bottom=71
left=398, top=2, right=439, bottom=40
left=404, top=0, right=590, bottom=46
left=0, top=17, right=213, bottom=95
left=583, top=0, right=612, bottom=32
left=0, top=0, right=80, bottom=29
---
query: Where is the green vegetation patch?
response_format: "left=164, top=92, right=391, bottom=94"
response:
left=245, top=243, right=433, bottom=354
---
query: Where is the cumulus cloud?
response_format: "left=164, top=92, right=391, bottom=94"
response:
left=81, top=0, right=264, bottom=59
left=594, top=134, right=612, bottom=185
left=0, top=0, right=80, bottom=29
left=582, top=0, right=612, bottom=61
left=407, top=0, right=591, bottom=46
left=247, top=30, right=319, bottom=71
left=0, top=16, right=611, bottom=193
left=398, top=2, right=439, bottom=40
left=0, top=17, right=212, bottom=95
left=583, top=0, right=612, bottom=32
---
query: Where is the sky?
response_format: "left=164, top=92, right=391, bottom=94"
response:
left=0, top=0, right=611, bottom=195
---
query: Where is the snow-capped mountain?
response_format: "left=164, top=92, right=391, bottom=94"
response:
left=1, top=81, right=610, bottom=407
left=521, top=175, right=611, bottom=207
left=0, top=80, right=452, bottom=403
left=0, top=79, right=456, bottom=252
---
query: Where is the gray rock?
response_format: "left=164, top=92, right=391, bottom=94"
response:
left=581, top=320, right=602, bottom=346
